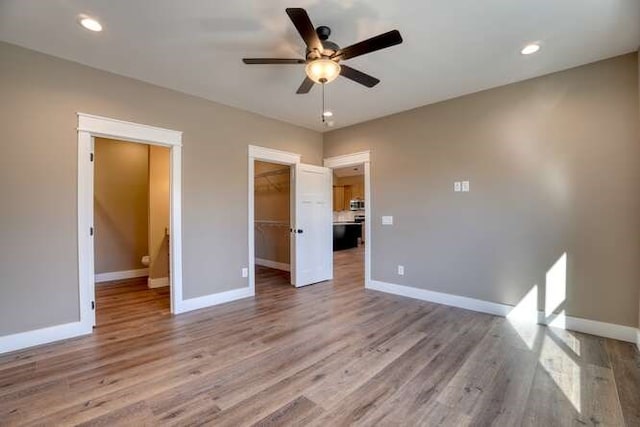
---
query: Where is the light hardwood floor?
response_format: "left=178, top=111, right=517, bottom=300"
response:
left=0, top=246, right=639, bottom=426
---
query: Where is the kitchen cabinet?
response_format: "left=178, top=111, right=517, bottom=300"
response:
left=350, top=183, right=364, bottom=200
left=333, top=223, right=361, bottom=251
left=333, top=186, right=344, bottom=211
left=333, top=185, right=353, bottom=211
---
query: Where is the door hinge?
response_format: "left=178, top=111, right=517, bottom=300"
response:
left=89, top=226, right=94, bottom=236
left=90, top=153, right=94, bottom=162
left=91, top=301, right=95, bottom=310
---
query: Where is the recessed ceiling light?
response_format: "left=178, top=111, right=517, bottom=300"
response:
left=520, top=43, right=540, bottom=55
left=322, top=111, right=333, bottom=117
left=79, top=16, right=102, bottom=32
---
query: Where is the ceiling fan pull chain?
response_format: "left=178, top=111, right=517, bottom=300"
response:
left=322, top=83, right=325, bottom=123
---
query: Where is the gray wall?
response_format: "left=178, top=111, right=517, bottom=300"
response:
left=0, top=42, right=322, bottom=336
left=324, top=53, right=640, bottom=327
left=94, top=138, right=149, bottom=275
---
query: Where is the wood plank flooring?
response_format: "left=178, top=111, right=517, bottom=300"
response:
left=0, top=245, right=638, bottom=426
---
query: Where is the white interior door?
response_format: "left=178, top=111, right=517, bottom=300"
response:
left=291, top=163, right=333, bottom=287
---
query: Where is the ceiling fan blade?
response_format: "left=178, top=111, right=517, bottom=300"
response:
left=332, top=30, right=403, bottom=61
left=339, top=65, right=380, bottom=88
left=242, top=58, right=306, bottom=64
left=296, top=77, right=315, bottom=94
left=285, top=8, right=323, bottom=53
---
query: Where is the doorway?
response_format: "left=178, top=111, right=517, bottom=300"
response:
left=93, top=138, right=171, bottom=326
left=324, top=151, right=371, bottom=288
left=248, top=145, right=333, bottom=293
left=77, top=113, right=183, bottom=332
left=254, top=160, right=292, bottom=292
left=331, top=163, right=366, bottom=283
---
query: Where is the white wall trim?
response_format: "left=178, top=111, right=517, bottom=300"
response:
left=255, top=258, right=291, bottom=272
left=0, top=321, right=91, bottom=355
left=368, top=280, right=510, bottom=316
left=177, top=287, right=254, bottom=314
left=324, top=151, right=371, bottom=169
left=636, top=329, right=640, bottom=353
left=368, top=280, right=638, bottom=344
left=77, top=113, right=182, bottom=146
left=248, top=145, right=301, bottom=165
left=324, top=151, right=372, bottom=287
left=248, top=145, right=301, bottom=293
left=95, top=268, right=148, bottom=283
left=148, top=277, right=169, bottom=288
left=77, top=113, right=184, bottom=333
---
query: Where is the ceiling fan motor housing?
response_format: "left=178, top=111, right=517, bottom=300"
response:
left=308, top=26, right=340, bottom=59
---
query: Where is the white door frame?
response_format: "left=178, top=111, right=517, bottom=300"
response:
left=248, top=145, right=301, bottom=292
left=324, top=151, right=372, bottom=287
left=77, top=113, right=183, bottom=328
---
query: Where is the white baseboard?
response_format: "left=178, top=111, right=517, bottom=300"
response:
left=255, top=258, right=290, bottom=272
left=0, top=321, right=92, bottom=355
left=367, top=280, right=638, bottom=344
left=368, top=280, right=510, bottom=317
left=176, top=287, right=254, bottom=314
left=95, top=268, right=148, bottom=283
left=148, top=277, right=169, bottom=288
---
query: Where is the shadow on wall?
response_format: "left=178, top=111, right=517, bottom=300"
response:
left=149, top=233, right=170, bottom=279
left=94, top=199, right=146, bottom=273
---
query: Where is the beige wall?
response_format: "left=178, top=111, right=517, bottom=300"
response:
left=94, top=138, right=149, bottom=274
left=324, top=53, right=640, bottom=327
left=148, top=145, right=170, bottom=280
left=0, top=42, right=322, bottom=336
left=254, top=161, right=290, bottom=264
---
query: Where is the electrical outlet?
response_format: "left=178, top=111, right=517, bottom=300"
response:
left=397, top=265, right=405, bottom=276
left=454, top=181, right=461, bottom=192
left=462, top=181, right=470, bottom=192
left=242, top=267, right=248, bottom=278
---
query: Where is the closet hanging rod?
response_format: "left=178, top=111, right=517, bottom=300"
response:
left=254, top=220, right=290, bottom=227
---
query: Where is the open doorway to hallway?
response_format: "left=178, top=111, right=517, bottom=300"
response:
left=254, top=161, right=292, bottom=293
left=93, top=138, right=171, bottom=327
left=331, top=164, right=366, bottom=285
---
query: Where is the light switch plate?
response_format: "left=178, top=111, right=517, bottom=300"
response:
left=462, top=181, right=470, bottom=192
left=242, top=267, right=248, bottom=278
left=397, top=265, right=405, bottom=276
left=454, top=182, right=461, bottom=192
left=382, top=216, right=393, bottom=225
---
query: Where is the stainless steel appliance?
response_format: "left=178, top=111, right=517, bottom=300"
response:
left=349, top=199, right=365, bottom=211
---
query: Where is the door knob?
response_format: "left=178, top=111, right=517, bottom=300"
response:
left=297, top=229, right=303, bottom=234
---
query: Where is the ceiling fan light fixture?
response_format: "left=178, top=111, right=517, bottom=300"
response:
left=305, top=59, right=341, bottom=84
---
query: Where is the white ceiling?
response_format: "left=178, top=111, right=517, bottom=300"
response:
left=334, top=164, right=364, bottom=177
left=1, top=0, right=638, bottom=131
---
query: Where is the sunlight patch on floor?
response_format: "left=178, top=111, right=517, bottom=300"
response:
left=539, top=332, right=581, bottom=412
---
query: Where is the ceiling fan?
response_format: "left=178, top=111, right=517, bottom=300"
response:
left=242, top=8, right=403, bottom=94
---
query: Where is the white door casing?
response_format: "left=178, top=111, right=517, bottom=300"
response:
left=291, top=163, right=333, bottom=287
left=78, top=113, right=183, bottom=327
